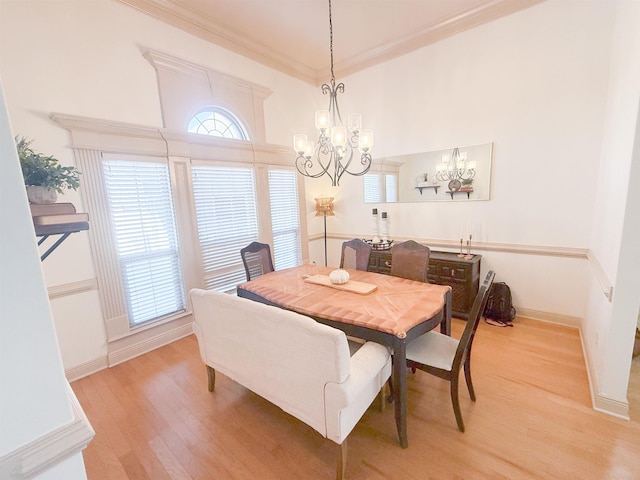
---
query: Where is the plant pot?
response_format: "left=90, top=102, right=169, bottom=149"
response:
left=26, top=186, right=58, bottom=204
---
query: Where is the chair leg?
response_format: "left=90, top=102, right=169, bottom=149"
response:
left=450, top=375, right=465, bottom=432
left=207, top=365, right=216, bottom=392
left=386, top=377, right=394, bottom=403
left=336, top=440, right=347, bottom=480
left=464, top=360, right=476, bottom=402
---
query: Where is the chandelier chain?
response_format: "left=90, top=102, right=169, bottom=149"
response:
left=329, top=0, right=334, bottom=84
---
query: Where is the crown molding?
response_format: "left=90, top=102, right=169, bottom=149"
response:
left=333, top=0, right=546, bottom=80
left=118, top=0, right=319, bottom=84
left=117, top=0, right=545, bottom=85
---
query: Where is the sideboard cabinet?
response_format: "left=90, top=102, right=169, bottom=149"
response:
left=368, top=249, right=481, bottom=320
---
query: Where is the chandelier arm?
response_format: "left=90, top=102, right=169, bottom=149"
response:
left=292, top=0, right=372, bottom=187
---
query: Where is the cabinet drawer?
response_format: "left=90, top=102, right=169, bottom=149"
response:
left=439, top=264, right=469, bottom=281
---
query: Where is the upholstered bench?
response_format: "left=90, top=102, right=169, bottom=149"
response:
left=190, top=289, right=392, bottom=479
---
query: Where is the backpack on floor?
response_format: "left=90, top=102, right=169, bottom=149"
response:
left=483, top=282, right=516, bottom=327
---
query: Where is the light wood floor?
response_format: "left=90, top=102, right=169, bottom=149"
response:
left=72, top=318, right=640, bottom=479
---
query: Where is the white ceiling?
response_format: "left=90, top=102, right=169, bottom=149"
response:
left=117, top=0, right=545, bottom=85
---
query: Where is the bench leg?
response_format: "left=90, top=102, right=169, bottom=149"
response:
left=336, top=440, right=347, bottom=480
left=379, top=385, right=387, bottom=412
left=207, top=365, right=216, bottom=392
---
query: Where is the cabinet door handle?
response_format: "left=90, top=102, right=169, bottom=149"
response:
left=384, top=261, right=391, bottom=267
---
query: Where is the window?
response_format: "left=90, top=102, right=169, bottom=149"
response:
left=103, top=158, right=185, bottom=326
left=61, top=55, right=307, bottom=350
left=268, top=168, right=302, bottom=269
left=364, top=171, right=398, bottom=203
left=192, top=165, right=259, bottom=291
left=187, top=108, right=248, bottom=140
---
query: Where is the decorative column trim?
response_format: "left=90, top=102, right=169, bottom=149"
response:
left=73, top=148, right=128, bottom=336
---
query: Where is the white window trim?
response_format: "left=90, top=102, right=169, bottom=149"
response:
left=54, top=113, right=308, bottom=348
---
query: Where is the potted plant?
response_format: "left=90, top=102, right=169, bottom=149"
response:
left=16, top=136, right=81, bottom=204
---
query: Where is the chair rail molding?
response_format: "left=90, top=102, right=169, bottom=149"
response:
left=313, top=233, right=589, bottom=259
left=0, top=384, right=94, bottom=479
left=586, top=250, right=614, bottom=301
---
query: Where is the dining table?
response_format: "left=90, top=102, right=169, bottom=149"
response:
left=236, top=264, right=452, bottom=448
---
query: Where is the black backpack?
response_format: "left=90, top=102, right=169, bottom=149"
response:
left=483, top=282, right=516, bottom=326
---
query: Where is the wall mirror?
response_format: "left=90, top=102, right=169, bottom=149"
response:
left=363, top=142, right=493, bottom=203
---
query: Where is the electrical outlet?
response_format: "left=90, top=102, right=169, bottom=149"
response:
left=595, top=331, right=600, bottom=345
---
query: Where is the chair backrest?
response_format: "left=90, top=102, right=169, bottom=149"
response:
left=389, top=240, right=430, bottom=282
left=340, top=238, right=372, bottom=271
left=240, top=241, right=275, bottom=281
left=453, top=270, right=496, bottom=368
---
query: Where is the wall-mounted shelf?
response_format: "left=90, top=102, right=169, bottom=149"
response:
left=31, top=203, right=89, bottom=261
left=446, top=189, right=473, bottom=199
left=414, top=185, right=440, bottom=195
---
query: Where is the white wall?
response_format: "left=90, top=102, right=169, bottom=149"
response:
left=0, top=0, right=315, bottom=375
left=586, top=0, right=640, bottom=410
left=307, top=0, right=615, bottom=318
left=305, top=0, right=640, bottom=412
left=0, top=81, right=88, bottom=477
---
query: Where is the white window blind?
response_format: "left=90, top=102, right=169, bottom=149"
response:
left=192, top=165, right=259, bottom=291
left=364, top=173, right=383, bottom=203
left=103, top=159, right=185, bottom=326
left=268, top=168, right=302, bottom=270
left=385, top=173, right=398, bottom=203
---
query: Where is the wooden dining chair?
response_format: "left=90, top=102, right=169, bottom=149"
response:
left=389, top=240, right=430, bottom=282
left=405, top=270, right=495, bottom=432
left=240, top=241, right=275, bottom=281
left=340, top=238, right=372, bottom=271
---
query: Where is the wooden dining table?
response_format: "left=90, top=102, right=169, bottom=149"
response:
left=236, top=264, right=452, bottom=448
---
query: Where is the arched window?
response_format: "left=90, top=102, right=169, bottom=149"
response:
left=187, top=108, right=248, bottom=140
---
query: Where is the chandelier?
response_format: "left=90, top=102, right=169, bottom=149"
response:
left=293, top=0, right=373, bottom=186
left=435, top=147, right=476, bottom=191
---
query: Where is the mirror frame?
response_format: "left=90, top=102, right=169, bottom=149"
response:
left=364, top=142, right=493, bottom=203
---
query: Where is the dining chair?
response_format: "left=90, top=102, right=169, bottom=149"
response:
left=405, top=270, right=495, bottom=432
left=389, top=240, right=430, bottom=282
left=339, top=238, right=373, bottom=271
left=240, top=241, right=275, bottom=281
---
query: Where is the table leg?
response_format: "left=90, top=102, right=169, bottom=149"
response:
left=393, top=339, right=408, bottom=448
left=440, top=289, right=452, bottom=336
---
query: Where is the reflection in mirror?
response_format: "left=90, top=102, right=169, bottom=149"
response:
left=364, top=142, right=493, bottom=203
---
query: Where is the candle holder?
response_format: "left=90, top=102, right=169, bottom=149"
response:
left=464, top=234, right=473, bottom=259
left=457, top=238, right=465, bottom=258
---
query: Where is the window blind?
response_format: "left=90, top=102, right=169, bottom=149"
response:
left=268, top=168, right=302, bottom=270
left=192, top=165, right=259, bottom=291
left=103, top=159, right=185, bottom=326
left=364, top=173, right=383, bottom=203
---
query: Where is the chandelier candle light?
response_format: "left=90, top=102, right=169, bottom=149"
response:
left=293, top=0, right=373, bottom=186
left=435, top=147, right=476, bottom=192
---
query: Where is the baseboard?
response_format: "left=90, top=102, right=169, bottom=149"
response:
left=576, top=317, right=630, bottom=421
left=512, top=310, right=630, bottom=420
left=107, top=321, right=193, bottom=367
left=515, top=307, right=582, bottom=328
left=65, top=355, right=109, bottom=382
left=0, top=384, right=94, bottom=479
left=594, top=394, right=630, bottom=420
